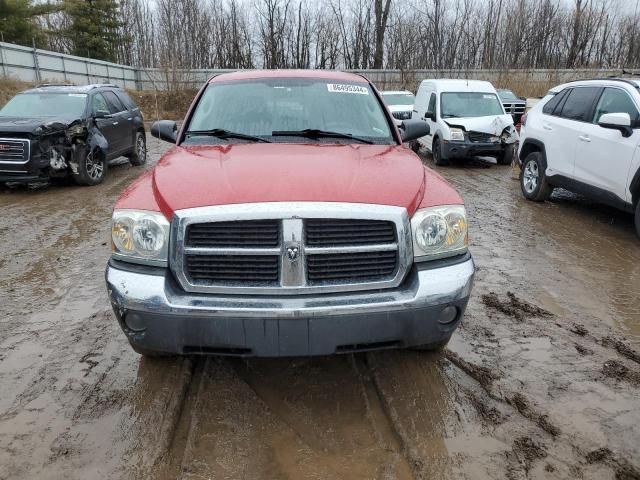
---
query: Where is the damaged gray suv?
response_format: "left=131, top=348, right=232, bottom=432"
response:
left=0, top=83, right=146, bottom=186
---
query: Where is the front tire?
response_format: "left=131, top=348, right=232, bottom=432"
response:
left=73, top=148, right=107, bottom=186
left=520, top=151, right=552, bottom=201
left=432, top=137, right=448, bottom=166
left=498, top=144, right=515, bottom=165
left=128, top=131, right=147, bottom=166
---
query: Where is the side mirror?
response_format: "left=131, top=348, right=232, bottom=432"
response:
left=598, top=112, right=633, bottom=137
left=426, top=112, right=436, bottom=122
left=94, top=110, right=110, bottom=119
left=400, top=119, right=430, bottom=143
left=151, top=120, right=178, bottom=144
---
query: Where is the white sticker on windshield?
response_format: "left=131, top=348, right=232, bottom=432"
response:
left=68, top=94, right=87, bottom=97
left=483, top=94, right=494, bottom=99
left=327, top=84, right=369, bottom=95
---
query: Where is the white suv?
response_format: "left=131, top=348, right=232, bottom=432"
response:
left=518, top=78, right=640, bottom=238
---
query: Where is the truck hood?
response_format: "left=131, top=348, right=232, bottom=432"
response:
left=0, top=116, right=80, bottom=135
left=151, top=143, right=426, bottom=217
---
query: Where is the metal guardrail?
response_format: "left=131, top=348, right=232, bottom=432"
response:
left=0, top=41, right=623, bottom=91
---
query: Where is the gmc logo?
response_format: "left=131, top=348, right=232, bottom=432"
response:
left=0, top=144, right=10, bottom=151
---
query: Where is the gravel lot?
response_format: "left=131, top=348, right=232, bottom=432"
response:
left=0, top=135, right=639, bottom=480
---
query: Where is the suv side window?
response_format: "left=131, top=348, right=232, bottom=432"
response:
left=427, top=93, right=436, bottom=118
left=557, top=87, right=601, bottom=122
left=592, top=87, right=640, bottom=124
left=114, top=90, right=136, bottom=110
left=102, top=91, right=126, bottom=114
left=542, top=89, right=569, bottom=115
left=92, top=93, right=110, bottom=115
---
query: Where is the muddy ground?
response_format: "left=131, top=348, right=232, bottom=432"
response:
left=0, top=136, right=639, bottom=480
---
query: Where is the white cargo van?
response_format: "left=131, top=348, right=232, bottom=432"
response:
left=412, top=79, right=518, bottom=165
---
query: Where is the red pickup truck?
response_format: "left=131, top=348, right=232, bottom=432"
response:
left=105, top=70, right=475, bottom=357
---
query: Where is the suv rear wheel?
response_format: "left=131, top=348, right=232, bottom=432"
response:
left=128, top=131, right=147, bottom=166
left=73, top=148, right=107, bottom=186
left=520, top=151, right=552, bottom=201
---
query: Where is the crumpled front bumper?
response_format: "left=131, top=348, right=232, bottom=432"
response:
left=442, top=140, right=504, bottom=159
left=105, top=254, right=475, bottom=357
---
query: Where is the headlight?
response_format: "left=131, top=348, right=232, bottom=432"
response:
left=449, top=128, right=465, bottom=141
left=111, top=210, right=170, bottom=266
left=411, top=205, right=468, bottom=261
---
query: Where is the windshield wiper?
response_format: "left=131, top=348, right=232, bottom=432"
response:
left=185, top=128, right=272, bottom=143
left=271, top=128, right=374, bottom=144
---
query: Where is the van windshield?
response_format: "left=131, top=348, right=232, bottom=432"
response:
left=186, top=78, right=394, bottom=144
left=441, top=92, right=504, bottom=118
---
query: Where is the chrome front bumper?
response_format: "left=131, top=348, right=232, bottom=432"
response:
left=106, top=255, right=475, bottom=356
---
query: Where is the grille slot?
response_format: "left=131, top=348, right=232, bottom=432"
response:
left=305, top=219, right=396, bottom=246
left=0, top=138, right=29, bottom=163
left=186, top=255, right=280, bottom=283
left=186, top=220, right=280, bottom=248
left=467, top=131, right=495, bottom=143
left=307, top=250, right=398, bottom=282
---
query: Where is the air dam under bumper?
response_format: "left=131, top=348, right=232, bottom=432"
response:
left=106, top=255, right=475, bottom=357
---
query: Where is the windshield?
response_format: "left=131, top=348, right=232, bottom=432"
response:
left=186, top=79, right=394, bottom=144
left=441, top=92, right=504, bottom=118
left=381, top=93, right=415, bottom=106
left=498, top=90, right=519, bottom=101
left=0, top=93, right=88, bottom=118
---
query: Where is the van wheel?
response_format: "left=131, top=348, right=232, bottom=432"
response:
left=520, top=151, right=552, bottom=201
left=128, top=131, right=147, bottom=166
left=498, top=144, right=515, bottom=165
left=635, top=201, right=640, bottom=239
left=73, top=148, right=107, bottom=186
left=432, top=137, right=448, bottom=166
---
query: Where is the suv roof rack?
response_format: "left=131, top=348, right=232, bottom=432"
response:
left=36, top=83, right=75, bottom=88
left=566, top=77, right=639, bottom=89
left=86, top=83, right=119, bottom=89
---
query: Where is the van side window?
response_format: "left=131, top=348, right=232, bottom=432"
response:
left=592, top=87, right=640, bottom=124
left=542, top=89, right=568, bottom=115
left=427, top=93, right=436, bottom=118
left=557, top=87, right=601, bottom=122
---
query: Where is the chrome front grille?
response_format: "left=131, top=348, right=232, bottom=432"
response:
left=502, top=102, right=526, bottom=114
left=171, top=203, right=412, bottom=295
left=0, top=138, right=30, bottom=164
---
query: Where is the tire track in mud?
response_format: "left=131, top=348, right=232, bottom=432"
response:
left=152, top=356, right=201, bottom=479
left=222, top=355, right=415, bottom=479
left=351, top=354, right=415, bottom=480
